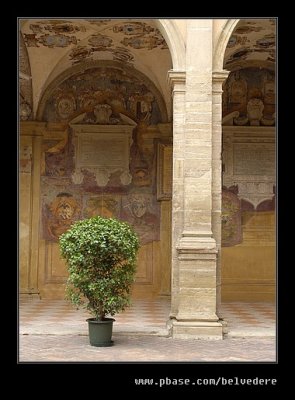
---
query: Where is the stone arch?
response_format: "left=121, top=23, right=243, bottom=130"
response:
left=155, top=20, right=186, bottom=71
left=213, top=19, right=240, bottom=71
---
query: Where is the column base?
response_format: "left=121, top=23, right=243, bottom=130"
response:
left=168, top=319, right=224, bottom=340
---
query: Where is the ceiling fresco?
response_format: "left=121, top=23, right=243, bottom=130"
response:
left=20, top=18, right=276, bottom=119
left=224, top=19, right=276, bottom=70
left=23, top=20, right=168, bottom=54
left=19, top=19, right=172, bottom=118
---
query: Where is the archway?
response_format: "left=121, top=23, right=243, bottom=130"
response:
left=19, top=19, right=177, bottom=301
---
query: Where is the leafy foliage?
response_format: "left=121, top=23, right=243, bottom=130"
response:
left=59, top=216, right=140, bottom=321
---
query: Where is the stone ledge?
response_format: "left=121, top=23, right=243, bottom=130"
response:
left=177, top=232, right=217, bottom=254
left=177, top=247, right=217, bottom=253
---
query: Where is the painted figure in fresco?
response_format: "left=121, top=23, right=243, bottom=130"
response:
left=122, top=194, right=159, bottom=245
left=93, top=104, right=112, bottom=124
left=43, top=133, right=68, bottom=177
left=247, top=98, right=264, bottom=125
left=229, top=74, right=247, bottom=105
left=130, top=195, right=147, bottom=218
left=132, top=168, right=151, bottom=186
left=85, top=197, right=119, bottom=219
left=45, top=193, right=80, bottom=240
left=20, top=101, right=32, bottom=120
left=263, top=79, right=275, bottom=105
left=128, top=92, right=154, bottom=123
left=56, top=95, right=76, bottom=119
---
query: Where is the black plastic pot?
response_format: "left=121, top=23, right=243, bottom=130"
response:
left=86, top=318, right=115, bottom=347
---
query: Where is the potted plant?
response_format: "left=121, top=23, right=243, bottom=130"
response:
left=59, top=216, right=139, bottom=347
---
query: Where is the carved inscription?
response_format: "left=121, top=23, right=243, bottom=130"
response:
left=233, top=143, right=275, bottom=175
left=71, top=125, right=133, bottom=187
left=78, top=134, right=127, bottom=169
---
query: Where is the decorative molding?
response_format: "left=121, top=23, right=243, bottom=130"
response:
left=222, top=126, right=275, bottom=209
left=167, top=70, right=186, bottom=93
left=212, top=70, right=230, bottom=94
left=177, top=231, right=217, bottom=255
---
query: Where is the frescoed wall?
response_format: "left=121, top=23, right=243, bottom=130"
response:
left=221, top=68, right=275, bottom=301
left=222, top=68, right=275, bottom=127
left=31, top=63, right=172, bottom=298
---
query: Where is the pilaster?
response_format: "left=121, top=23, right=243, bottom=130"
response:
left=212, top=70, right=229, bottom=317
left=20, top=121, right=45, bottom=297
left=167, top=70, right=186, bottom=318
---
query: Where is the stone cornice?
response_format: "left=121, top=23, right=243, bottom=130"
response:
left=176, top=231, right=217, bottom=255
left=167, top=70, right=186, bottom=91
left=212, top=70, right=230, bottom=94
left=212, top=70, right=230, bottom=83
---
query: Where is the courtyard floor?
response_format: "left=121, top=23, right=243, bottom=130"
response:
left=19, top=298, right=276, bottom=362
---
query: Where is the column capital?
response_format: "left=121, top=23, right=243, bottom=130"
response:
left=167, top=70, right=186, bottom=92
left=212, top=70, right=230, bottom=95
left=212, top=69, right=230, bottom=84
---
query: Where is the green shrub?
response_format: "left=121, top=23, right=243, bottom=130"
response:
left=59, top=216, right=140, bottom=320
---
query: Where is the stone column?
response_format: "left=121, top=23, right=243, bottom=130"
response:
left=20, top=121, right=45, bottom=298
left=167, top=70, right=186, bottom=318
left=212, top=70, right=229, bottom=317
left=169, top=20, right=223, bottom=339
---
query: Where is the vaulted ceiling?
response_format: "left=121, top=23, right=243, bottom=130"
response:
left=19, top=19, right=172, bottom=119
left=224, top=18, right=276, bottom=70
left=19, top=18, right=276, bottom=121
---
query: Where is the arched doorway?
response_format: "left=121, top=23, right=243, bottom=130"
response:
left=19, top=19, right=174, bottom=300
left=221, top=19, right=276, bottom=302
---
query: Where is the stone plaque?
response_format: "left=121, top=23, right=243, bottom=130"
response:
left=77, top=133, right=129, bottom=169
left=233, top=143, right=275, bottom=176
left=71, top=124, right=133, bottom=186
left=157, top=142, right=172, bottom=200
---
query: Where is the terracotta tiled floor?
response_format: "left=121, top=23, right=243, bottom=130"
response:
left=220, top=302, right=276, bottom=337
left=19, top=298, right=276, bottom=362
left=19, top=297, right=276, bottom=337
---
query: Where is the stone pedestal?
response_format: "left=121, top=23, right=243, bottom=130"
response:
left=169, top=232, right=223, bottom=339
